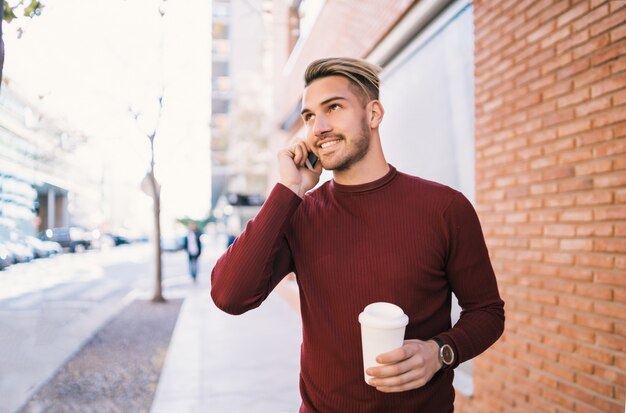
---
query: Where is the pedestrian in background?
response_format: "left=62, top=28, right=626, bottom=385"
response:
left=211, top=57, right=504, bottom=412
left=183, top=222, right=202, bottom=283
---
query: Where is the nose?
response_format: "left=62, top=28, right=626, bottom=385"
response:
left=313, top=113, right=332, bottom=137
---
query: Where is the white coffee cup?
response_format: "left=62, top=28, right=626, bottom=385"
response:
left=358, top=302, right=409, bottom=382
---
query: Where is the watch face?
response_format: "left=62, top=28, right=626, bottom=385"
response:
left=441, top=344, right=454, bottom=365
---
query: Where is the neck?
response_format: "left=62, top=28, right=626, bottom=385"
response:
left=332, top=134, right=389, bottom=185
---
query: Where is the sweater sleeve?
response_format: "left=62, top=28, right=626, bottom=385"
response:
left=438, top=192, right=505, bottom=367
left=211, top=184, right=302, bottom=315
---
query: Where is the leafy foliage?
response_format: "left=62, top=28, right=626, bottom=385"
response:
left=3, top=0, right=44, bottom=23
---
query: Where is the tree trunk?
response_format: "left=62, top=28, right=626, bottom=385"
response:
left=150, top=170, right=165, bottom=302
left=148, top=126, right=164, bottom=303
left=0, top=1, right=5, bottom=87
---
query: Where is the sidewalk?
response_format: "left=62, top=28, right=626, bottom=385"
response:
left=150, top=274, right=303, bottom=413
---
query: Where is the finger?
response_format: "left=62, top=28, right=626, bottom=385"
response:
left=369, top=368, right=422, bottom=389
left=367, top=357, right=416, bottom=379
left=296, top=141, right=309, bottom=166
left=376, top=344, right=414, bottom=365
left=292, top=143, right=305, bottom=165
left=375, top=376, right=430, bottom=393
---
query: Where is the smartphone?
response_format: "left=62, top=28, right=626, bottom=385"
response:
left=305, top=151, right=318, bottom=170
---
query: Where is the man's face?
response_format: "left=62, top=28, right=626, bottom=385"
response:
left=301, top=76, right=371, bottom=171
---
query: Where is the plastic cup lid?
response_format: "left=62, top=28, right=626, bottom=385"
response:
left=358, top=302, right=409, bottom=329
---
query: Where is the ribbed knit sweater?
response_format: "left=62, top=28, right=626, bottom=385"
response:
left=211, top=165, right=505, bottom=412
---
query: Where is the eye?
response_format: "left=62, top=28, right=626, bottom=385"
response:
left=303, top=113, right=314, bottom=123
left=329, top=103, right=341, bottom=111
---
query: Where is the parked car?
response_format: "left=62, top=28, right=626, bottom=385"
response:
left=25, top=236, right=62, bottom=258
left=0, top=242, right=14, bottom=270
left=100, top=232, right=131, bottom=247
left=3, top=240, right=34, bottom=263
left=39, top=227, right=92, bottom=253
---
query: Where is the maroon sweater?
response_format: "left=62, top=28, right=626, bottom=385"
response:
left=211, top=166, right=505, bottom=412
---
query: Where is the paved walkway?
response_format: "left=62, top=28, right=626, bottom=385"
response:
left=150, top=276, right=303, bottom=413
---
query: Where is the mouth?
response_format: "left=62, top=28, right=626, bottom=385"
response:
left=318, top=135, right=343, bottom=150
left=320, top=139, right=340, bottom=149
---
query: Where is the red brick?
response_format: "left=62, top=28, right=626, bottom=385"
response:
left=591, top=72, right=626, bottom=97
left=610, top=20, right=626, bottom=43
left=544, top=193, right=576, bottom=208
left=589, top=6, right=626, bottom=37
left=559, top=146, right=595, bottom=163
left=559, top=266, right=593, bottom=282
left=536, top=1, right=571, bottom=25
left=557, top=1, right=590, bottom=27
left=575, top=158, right=614, bottom=175
left=557, top=27, right=590, bottom=55
left=559, top=294, right=593, bottom=311
left=544, top=251, right=575, bottom=265
left=595, top=269, right=626, bottom=286
left=572, top=32, right=611, bottom=61
left=576, top=253, right=615, bottom=268
left=594, top=206, right=626, bottom=220
left=541, top=26, right=571, bottom=49
left=575, top=343, right=614, bottom=365
left=560, top=238, right=593, bottom=251
left=572, top=4, right=609, bottom=32
left=594, top=138, right=626, bottom=157
left=559, top=353, right=594, bottom=374
left=533, top=262, right=561, bottom=278
left=593, top=171, right=626, bottom=189
left=573, top=65, right=611, bottom=88
left=615, top=222, right=626, bottom=237
left=556, top=58, right=591, bottom=81
left=544, top=223, right=576, bottom=237
left=559, top=208, right=594, bottom=222
left=576, top=190, right=614, bottom=205
left=558, top=177, right=593, bottom=192
left=577, top=127, right=614, bottom=146
left=576, top=222, right=614, bottom=237
left=614, top=123, right=626, bottom=139
left=576, top=313, right=613, bottom=333
left=540, top=390, right=575, bottom=412
left=530, top=181, right=559, bottom=195
left=594, top=301, right=626, bottom=320
left=613, top=88, right=626, bottom=106
left=544, top=108, right=576, bottom=127
left=543, top=166, right=576, bottom=180
left=575, top=96, right=611, bottom=116
left=558, top=119, right=592, bottom=137
left=576, top=282, right=614, bottom=300
left=530, top=235, right=559, bottom=249
left=610, top=54, right=626, bottom=74
left=595, top=331, right=626, bottom=352
left=594, top=238, right=626, bottom=254
left=540, top=49, right=574, bottom=75
left=590, top=38, right=626, bottom=67
left=544, top=359, right=577, bottom=381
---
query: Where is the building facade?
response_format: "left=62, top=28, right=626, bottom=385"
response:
left=210, top=0, right=273, bottom=213
left=0, top=84, right=102, bottom=241
left=269, top=0, right=625, bottom=412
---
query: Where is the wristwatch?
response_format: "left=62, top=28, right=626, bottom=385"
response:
left=432, top=337, right=454, bottom=370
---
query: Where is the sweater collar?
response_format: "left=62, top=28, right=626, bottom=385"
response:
left=330, top=164, right=397, bottom=193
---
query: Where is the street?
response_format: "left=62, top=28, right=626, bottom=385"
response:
left=0, top=242, right=208, bottom=413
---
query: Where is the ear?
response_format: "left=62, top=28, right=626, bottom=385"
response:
left=367, top=100, right=384, bottom=128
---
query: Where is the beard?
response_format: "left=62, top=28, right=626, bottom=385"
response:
left=321, top=116, right=371, bottom=172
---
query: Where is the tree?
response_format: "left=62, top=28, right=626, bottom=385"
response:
left=132, top=94, right=166, bottom=303
left=0, top=1, right=44, bottom=86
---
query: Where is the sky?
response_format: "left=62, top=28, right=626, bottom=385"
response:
left=3, top=0, right=213, bottom=231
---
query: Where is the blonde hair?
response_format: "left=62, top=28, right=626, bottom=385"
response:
left=304, top=57, right=382, bottom=104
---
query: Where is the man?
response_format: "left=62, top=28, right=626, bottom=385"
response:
left=211, top=57, right=504, bottom=412
left=183, top=222, right=202, bottom=282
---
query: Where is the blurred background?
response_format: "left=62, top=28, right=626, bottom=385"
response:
left=0, top=1, right=624, bottom=413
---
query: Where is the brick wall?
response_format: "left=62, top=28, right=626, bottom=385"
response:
left=467, top=1, right=626, bottom=412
